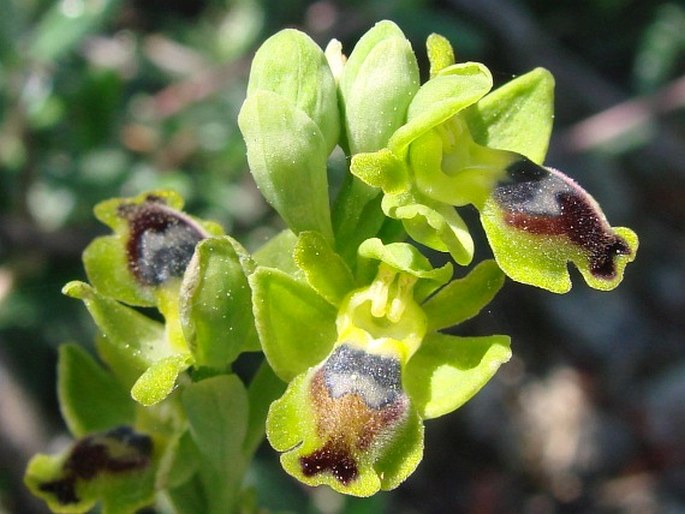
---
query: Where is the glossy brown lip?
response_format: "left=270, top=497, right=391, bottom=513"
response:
left=118, top=195, right=206, bottom=286
left=299, top=344, right=409, bottom=485
left=494, top=159, right=632, bottom=279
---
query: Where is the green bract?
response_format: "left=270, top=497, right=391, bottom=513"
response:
left=26, top=20, right=639, bottom=513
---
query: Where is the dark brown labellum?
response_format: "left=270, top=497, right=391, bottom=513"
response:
left=299, top=344, right=409, bottom=484
left=493, top=159, right=632, bottom=279
left=118, top=195, right=206, bottom=286
left=38, top=426, right=153, bottom=505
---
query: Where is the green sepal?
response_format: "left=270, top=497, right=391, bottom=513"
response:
left=381, top=191, right=474, bottom=266
left=339, top=20, right=420, bottom=154
left=252, top=229, right=300, bottom=277
left=463, top=67, right=555, bottom=164
left=422, top=259, right=505, bottom=332
left=404, top=333, right=511, bottom=419
left=58, top=344, right=135, bottom=438
left=131, top=354, right=192, bottom=407
left=426, top=33, right=455, bottom=78
left=349, top=148, right=409, bottom=194
left=249, top=267, right=337, bottom=381
left=294, top=231, right=354, bottom=306
left=180, top=236, right=258, bottom=369
left=388, top=62, right=493, bottom=156
left=481, top=198, right=639, bottom=294
left=238, top=90, right=334, bottom=242
left=62, top=281, right=171, bottom=389
left=246, top=28, right=340, bottom=153
left=357, top=238, right=453, bottom=302
left=182, top=375, right=248, bottom=513
left=24, top=427, right=160, bottom=514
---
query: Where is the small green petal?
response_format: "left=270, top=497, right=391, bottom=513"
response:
left=349, top=149, right=410, bottom=194
left=381, top=192, right=474, bottom=266
left=250, top=267, right=337, bottom=381
left=388, top=62, right=493, bottom=156
left=63, top=281, right=171, bottom=389
left=239, top=90, right=334, bottom=241
left=463, top=67, right=555, bottom=164
left=246, top=28, right=340, bottom=153
left=131, top=354, right=192, bottom=407
left=404, top=333, right=511, bottom=419
left=294, top=231, right=355, bottom=306
left=58, top=344, right=135, bottom=438
left=426, top=33, right=455, bottom=78
left=422, top=260, right=505, bottom=332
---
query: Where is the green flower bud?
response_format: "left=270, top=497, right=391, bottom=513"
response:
left=339, top=20, right=420, bottom=154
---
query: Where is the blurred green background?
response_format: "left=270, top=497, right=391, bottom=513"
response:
left=1, top=0, right=684, bottom=512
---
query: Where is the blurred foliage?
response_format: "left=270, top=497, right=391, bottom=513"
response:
left=0, top=0, right=684, bottom=513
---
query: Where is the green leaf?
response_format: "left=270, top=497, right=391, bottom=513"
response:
left=63, top=281, right=171, bottom=389
left=422, top=260, right=505, bottom=332
left=294, top=231, right=354, bottom=306
left=388, top=62, right=493, bottom=156
left=246, top=28, right=340, bottom=153
left=250, top=267, right=337, bottom=381
left=131, top=354, right=192, bottom=407
left=182, top=375, right=248, bottom=513
left=340, top=20, right=420, bottom=153
left=180, top=236, right=258, bottom=369
left=404, top=333, right=511, bottom=419
left=58, top=344, right=135, bottom=438
left=239, top=91, right=334, bottom=241
left=463, top=67, right=555, bottom=164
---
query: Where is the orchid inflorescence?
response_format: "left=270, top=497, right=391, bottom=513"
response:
left=25, top=21, right=637, bottom=513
